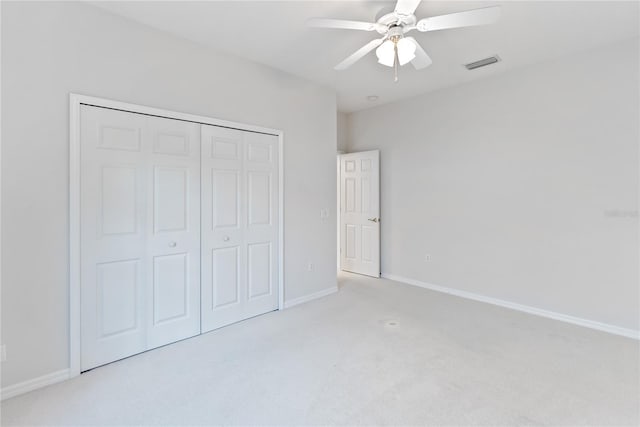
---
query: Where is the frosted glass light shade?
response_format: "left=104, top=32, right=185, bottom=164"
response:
left=397, top=38, right=416, bottom=65
left=376, top=40, right=395, bottom=67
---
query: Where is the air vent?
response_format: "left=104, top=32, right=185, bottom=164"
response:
left=465, top=56, right=500, bottom=70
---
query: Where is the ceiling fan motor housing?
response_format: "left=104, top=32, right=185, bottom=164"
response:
left=375, top=10, right=417, bottom=34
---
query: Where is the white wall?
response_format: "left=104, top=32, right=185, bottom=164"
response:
left=337, top=112, right=349, bottom=153
left=1, top=1, right=337, bottom=389
left=348, top=38, right=639, bottom=331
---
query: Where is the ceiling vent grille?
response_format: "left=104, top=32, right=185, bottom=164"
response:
left=465, top=56, right=500, bottom=70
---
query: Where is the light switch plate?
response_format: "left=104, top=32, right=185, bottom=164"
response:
left=320, top=208, right=329, bottom=223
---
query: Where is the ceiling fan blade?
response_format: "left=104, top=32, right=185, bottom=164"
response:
left=334, top=38, right=385, bottom=70
left=307, top=18, right=383, bottom=32
left=416, top=6, right=501, bottom=32
left=405, top=37, right=432, bottom=70
left=395, top=0, right=422, bottom=16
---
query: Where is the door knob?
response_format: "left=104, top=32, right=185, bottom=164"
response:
left=223, top=236, right=230, bottom=242
left=168, top=241, right=177, bottom=247
left=367, top=218, right=380, bottom=223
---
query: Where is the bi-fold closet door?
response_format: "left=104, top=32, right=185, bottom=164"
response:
left=200, top=125, right=279, bottom=332
left=80, top=105, right=279, bottom=372
left=80, top=106, right=201, bottom=371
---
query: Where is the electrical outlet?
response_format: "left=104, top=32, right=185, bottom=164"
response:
left=307, top=263, right=314, bottom=272
left=1, top=345, right=6, bottom=362
left=424, top=254, right=432, bottom=262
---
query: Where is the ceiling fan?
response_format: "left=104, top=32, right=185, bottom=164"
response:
left=308, top=0, right=501, bottom=82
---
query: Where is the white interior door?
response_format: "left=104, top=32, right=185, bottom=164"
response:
left=201, top=125, right=279, bottom=332
left=145, top=116, right=201, bottom=349
left=340, top=150, right=380, bottom=277
left=80, top=105, right=200, bottom=371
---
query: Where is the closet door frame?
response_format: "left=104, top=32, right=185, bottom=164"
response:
left=69, top=93, right=284, bottom=379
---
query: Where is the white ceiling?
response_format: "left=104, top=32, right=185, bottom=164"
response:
left=92, top=1, right=639, bottom=112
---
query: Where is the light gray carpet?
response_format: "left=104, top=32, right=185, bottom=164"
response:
left=2, top=273, right=639, bottom=425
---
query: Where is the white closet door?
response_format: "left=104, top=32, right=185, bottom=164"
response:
left=145, top=116, right=201, bottom=348
left=80, top=105, right=200, bottom=371
left=80, top=107, right=147, bottom=370
left=201, top=125, right=279, bottom=332
left=243, top=131, right=279, bottom=319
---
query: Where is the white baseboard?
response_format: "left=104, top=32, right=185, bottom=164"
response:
left=1, top=368, right=70, bottom=401
left=284, top=286, right=338, bottom=309
left=382, top=273, right=640, bottom=340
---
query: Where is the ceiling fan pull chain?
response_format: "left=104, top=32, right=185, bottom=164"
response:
left=394, top=42, right=399, bottom=82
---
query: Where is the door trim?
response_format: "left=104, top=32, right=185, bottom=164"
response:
left=69, top=93, right=285, bottom=378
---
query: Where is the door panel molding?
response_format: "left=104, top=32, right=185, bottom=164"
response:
left=70, top=93, right=284, bottom=378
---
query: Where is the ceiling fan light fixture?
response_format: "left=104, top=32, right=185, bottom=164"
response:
left=376, top=37, right=416, bottom=67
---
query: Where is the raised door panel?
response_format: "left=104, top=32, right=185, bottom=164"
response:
left=361, top=176, right=372, bottom=215
left=154, top=166, right=188, bottom=233
left=153, top=133, right=190, bottom=156
left=212, top=171, right=240, bottom=229
left=98, top=124, right=141, bottom=152
left=97, top=259, right=141, bottom=338
left=248, top=242, right=271, bottom=299
left=101, top=166, right=138, bottom=236
left=212, top=138, right=240, bottom=160
left=345, top=159, right=356, bottom=173
left=345, top=225, right=357, bottom=260
left=247, top=140, right=272, bottom=164
left=248, top=172, right=272, bottom=226
left=153, top=254, right=189, bottom=324
left=345, top=178, right=356, bottom=213
left=361, top=226, right=374, bottom=263
left=211, top=247, right=240, bottom=309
